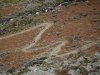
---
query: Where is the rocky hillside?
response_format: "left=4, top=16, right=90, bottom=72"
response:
left=0, top=0, right=100, bottom=75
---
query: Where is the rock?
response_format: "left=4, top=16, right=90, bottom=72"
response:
left=0, top=72, right=7, bottom=75
left=68, top=69, right=76, bottom=75
left=79, top=13, right=88, bottom=17
left=74, top=69, right=81, bottom=75
left=78, top=56, right=84, bottom=62
left=71, top=56, right=84, bottom=67
left=47, top=33, right=51, bottom=36
left=91, top=52, right=100, bottom=62
left=93, top=62, right=100, bottom=69
left=45, top=10, right=48, bottom=12
left=89, top=72, right=100, bottom=75
left=0, top=64, right=6, bottom=73
left=62, top=60, right=71, bottom=67
left=10, top=18, right=14, bottom=22
left=86, top=63, right=93, bottom=72
left=28, top=14, right=32, bottom=16
left=36, top=12, right=39, bottom=15
left=94, top=52, right=100, bottom=59
left=55, top=31, right=61, bottom=36
left=26, top=66, right=55, bottom=75
left=44, top=58, right=53, bottom=64
left=70, top=62, right=80, bottom=68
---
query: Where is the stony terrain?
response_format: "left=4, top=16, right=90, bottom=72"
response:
left=0, top=0, right=100, bottom=75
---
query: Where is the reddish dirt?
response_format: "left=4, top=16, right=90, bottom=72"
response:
left=0, top=26, right=40, bottom=51
left=0, top=4, right=23, bottom=17
left=0, top=48, right=47, bottom=70
left=85, top=45, right=100, bottom=56
left=37, top=0, right=100, bottom=46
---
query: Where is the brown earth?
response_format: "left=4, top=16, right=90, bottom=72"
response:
left=0, top=4, right=23, bottom=17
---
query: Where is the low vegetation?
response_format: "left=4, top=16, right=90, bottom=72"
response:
left=0, top=12, right=51, bottom=36
left=0, top=0, right=23, bottom=4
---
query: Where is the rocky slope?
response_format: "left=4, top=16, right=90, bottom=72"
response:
left=0, top=0, right=100, bottom=75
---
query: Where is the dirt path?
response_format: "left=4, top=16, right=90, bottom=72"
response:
left=0, top=23, right=53, bottom=51
left=22, top=23, right=53, bottom=51
left=0, top=24, right=47, bottom=40
left=50, top=40, right=68, bottom=56
left=31, top=41, right=61, bottom=51
left=58, top=40, right=100, bottom=57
